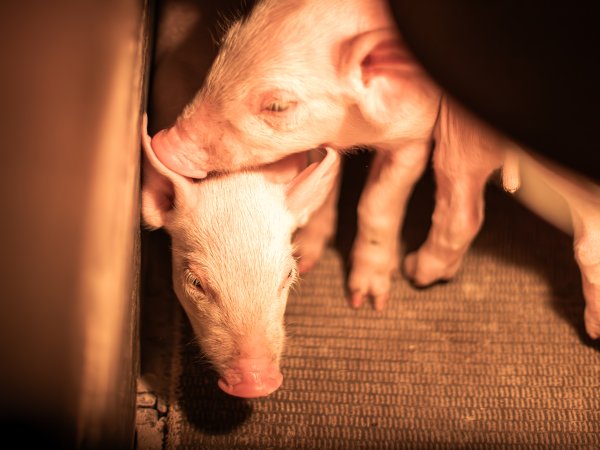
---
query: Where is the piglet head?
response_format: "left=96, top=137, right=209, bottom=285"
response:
left=149, top=1, right=352, bottom=179
left=141, top=115, right=339, bottom=397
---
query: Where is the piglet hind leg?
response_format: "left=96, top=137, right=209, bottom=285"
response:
left=402, top=148, right=500, bottom=287
left=403, top=98, right=504, bottom=287
left=349, top=144, right=430, bottom=310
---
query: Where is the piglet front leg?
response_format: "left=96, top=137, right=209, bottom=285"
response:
left=349, top=143, right=431, bottom=310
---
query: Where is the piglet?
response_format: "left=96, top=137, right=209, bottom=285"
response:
left=141, top=116, right=339, bottom=397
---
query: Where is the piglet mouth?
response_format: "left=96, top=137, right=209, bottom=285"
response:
left=217, top=360, right=283, bottom=398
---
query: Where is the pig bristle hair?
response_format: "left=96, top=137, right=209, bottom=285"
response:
left=214, top=0, right=255, bottom=46
left=190, top=349, right=213, bottom=369
left=214, top=11, right=238, bottom=45
left=207, top=28, right=220, bottom=50
left=289, top=276, right=300, bottom=297
left=183, top=335, right=201, bottom=353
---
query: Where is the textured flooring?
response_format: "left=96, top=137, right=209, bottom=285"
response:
left=137, top=154, right=600, bottom=449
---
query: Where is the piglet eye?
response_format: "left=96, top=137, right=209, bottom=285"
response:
left=185, top=270, right=206, bottom=296
left=264, top=101, right=292, bottom=113
left=287, top=266, right=298, bottom=283
left=191, top=277, right=203, bottom=291
left=279, top=266, right=297, bottom=293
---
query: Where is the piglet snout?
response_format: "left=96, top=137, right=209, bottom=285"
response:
left=151, top=126, right=208, bottom=179
left=218, top=358, right=283, bottom=398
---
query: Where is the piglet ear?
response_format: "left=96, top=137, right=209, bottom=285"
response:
left=340, top=28, right=436, bottom=126
left=141, top=114, right=191, bottom=229
left=285, top=147, right=341, bottom=228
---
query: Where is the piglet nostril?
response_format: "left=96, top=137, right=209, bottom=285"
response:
left=218, top=359, right=283, bottom=398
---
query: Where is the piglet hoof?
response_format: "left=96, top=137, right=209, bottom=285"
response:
left=584, top=307, right=600, bottom=340
left=347, top=269, right=394, bottom=311
left=402, top=251, right=459, bottom=288
left=350, top=289, right=390, bottom=311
